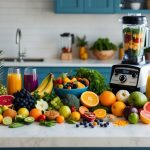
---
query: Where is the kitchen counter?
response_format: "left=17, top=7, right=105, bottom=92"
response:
left=1, top=123, right=150, bottom=147
left=3, top=59, right=121, bottom=67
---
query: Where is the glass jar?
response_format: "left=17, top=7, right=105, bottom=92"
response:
left=24, top=68, right=38, bottom=92
left=7, top=68, right=22, bottom=95
left=122, top=16, right=149, bottom=64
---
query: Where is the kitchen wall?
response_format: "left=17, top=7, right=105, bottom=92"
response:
left=0, top=0, right=149, bottom=59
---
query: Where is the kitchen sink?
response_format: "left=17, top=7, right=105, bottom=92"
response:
left=0, top=58, right=44, bottom=62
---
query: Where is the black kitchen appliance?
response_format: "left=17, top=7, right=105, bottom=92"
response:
left=110, top=15, right=150, bottom=93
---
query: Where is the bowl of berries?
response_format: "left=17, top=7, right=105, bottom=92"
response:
left=54, top=74, right=89, bottom=98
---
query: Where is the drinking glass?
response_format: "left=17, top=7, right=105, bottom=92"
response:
left=24, top=68, right=38, bottom=92
left=7, top=68, right=22, bottom=95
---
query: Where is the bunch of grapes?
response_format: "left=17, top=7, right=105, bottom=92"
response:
left=13, top=89, right=37, bottom=111
left=49, top=96, right=64, bottom=110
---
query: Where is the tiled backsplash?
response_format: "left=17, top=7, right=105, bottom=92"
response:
left=1, top=0, right=148, bottom=59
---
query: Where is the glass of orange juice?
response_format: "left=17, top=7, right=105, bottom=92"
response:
left=146, top=71, right=150, bottom=100
left=7, top=68, right=22, bottom=95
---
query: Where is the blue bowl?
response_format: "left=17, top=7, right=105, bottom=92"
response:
left=54, top=86, right=88, bottom=98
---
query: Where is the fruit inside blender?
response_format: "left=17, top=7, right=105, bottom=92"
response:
left=123, top=26, right=146, bottom=63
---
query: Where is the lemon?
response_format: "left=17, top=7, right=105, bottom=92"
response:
left=18, top=108, right=29, bottom=118
left=70, top=112, right=81, bottom=121
left=0, top=114, right=3, bottom=123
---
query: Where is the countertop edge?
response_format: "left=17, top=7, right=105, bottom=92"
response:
left=0, top=137, right=149, bottom=147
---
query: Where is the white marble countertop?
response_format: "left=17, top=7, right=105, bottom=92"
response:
left=3, top=59, right=121, bottom=67
left=1, top=123, right=150, bottom=147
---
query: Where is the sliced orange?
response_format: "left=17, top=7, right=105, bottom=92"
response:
left=80, top=91, right=99, bottom=108
left=93, top=109, right=107, bottom=119
left=79, top=106, right=89, bottom=115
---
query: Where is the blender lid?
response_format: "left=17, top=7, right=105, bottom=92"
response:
left=122, top=16, right=147, bottom=24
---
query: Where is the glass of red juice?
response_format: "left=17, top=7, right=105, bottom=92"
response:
left=24, top=68, right=38, bottom=92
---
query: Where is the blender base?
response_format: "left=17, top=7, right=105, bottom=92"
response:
left=109, top=63, right=150, bottom=94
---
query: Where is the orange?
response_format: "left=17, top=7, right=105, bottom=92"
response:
left=29, top=108, right=42, bottom=121
left=79, top=106, right=89, bottom=115
left=111, top=101, right=126, bottom=117
left=56, top=115, right=64, bottom=124
left=93, top=109, right=107, bottom=119
left=80, top=91, right=99, bottom=108
left=99, top=91, right=116, bottom=107
left=140, top=110, right=150, bottom=124
left=70, top=112, right=81, bottom=121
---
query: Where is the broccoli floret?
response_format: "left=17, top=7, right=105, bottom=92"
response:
left=61, top=94, right=80, bottom=109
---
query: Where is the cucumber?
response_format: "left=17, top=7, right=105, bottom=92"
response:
left=24, top=117, right=35, bottom=124
left=15, top=115, right=26, bottom=123
left=3, top=117, right=12, bottom=126
left=9, top=123, right=24, bottom=128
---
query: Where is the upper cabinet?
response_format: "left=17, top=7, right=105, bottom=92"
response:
left=84, top=0, right=114, bottom=13
left=55, top=0, right=114, bottom=13
left=55, top=0, right=84, bottom=13
left=115, top=0, right=150, bottom=14
left=55, top=0, right=150, bottom=14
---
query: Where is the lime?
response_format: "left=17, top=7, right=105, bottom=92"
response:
left=2, top=116, right=12, bottom=125
left=0, top=107, right=3, bottom=114
left=17, top=108, right=29, bottom=118
left=24, top=117, right=35, bottom=124
left=128, top=113, right=139, bottom=124
left=15, top=115, right=26, bottom=123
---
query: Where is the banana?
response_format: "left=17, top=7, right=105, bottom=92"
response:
left=31, top=74, right=50, bottom=95
left=38, top=73, right=54, bottom=98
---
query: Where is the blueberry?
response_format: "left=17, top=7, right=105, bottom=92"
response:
left=106, top=122, right=109, bottom=125
left=80, top=122, right=83, bottom=125
left=91, top=125, right=94, bottom=128
left=99, top=119, right=103, bottom=122
left=100, top=124, right=103, bottom=127
left=89, top=123, right=92, bottom=126
left=104, top=124, right=107, bottom=127
left=76, top=124, right=79, bottom=128
left=84, top=125, right=88, bottom=128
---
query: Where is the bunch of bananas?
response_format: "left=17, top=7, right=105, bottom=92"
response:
left=32, top=73, right=54, bottom=98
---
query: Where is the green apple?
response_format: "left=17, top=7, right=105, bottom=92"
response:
left=128, top=91, right=148, bottom=108
left=59, top=106, right=71, bottom=119
left=128, top=113, right=139, bottom=124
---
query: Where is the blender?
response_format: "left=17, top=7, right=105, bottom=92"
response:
left=110, top=15, right=150, bottom=93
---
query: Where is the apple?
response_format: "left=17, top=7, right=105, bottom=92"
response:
left=59, top=106, right=71, bottom=119
left=128, top=91, right=148, bottom=108
left=116, top=90, right=130, bottom=103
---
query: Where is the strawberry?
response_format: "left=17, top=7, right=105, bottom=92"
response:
left=71, top=106, right=76, bottom=112
left=57, top=78, right=63, bottom=84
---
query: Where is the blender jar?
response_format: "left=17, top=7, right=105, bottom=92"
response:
left=122, top=16, right=148, bottom=64
left=60, top=33, right=74, bottom=53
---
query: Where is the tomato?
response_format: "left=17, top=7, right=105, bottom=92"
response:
left=38, top=115, right=46, bottom=121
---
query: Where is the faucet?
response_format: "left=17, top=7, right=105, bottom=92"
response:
left=16, top=28, right=22, bottom=62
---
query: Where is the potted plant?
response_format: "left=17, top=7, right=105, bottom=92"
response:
left=76, top=36, right=88, bottom=60
left=90, top=38, right=117, bottom=60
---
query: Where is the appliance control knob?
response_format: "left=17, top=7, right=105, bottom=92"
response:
left=119, top=75, right=127, bottom=83
left=132, top=72, right=137, bottom=78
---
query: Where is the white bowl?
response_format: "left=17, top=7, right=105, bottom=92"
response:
left=130, top=2, right=141, bottom=10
